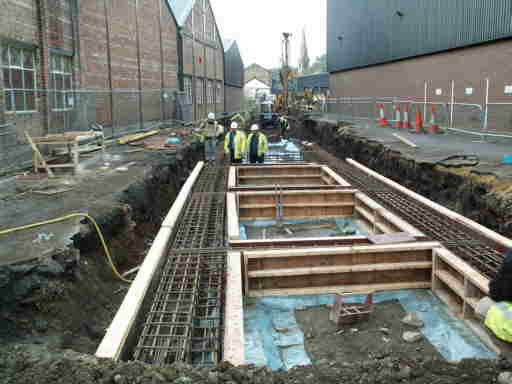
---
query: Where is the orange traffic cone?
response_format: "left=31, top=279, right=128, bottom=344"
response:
left=428, top=105, right=440, bottom=133
left=394, top=105, right=403, bottom=129
left=415, top=105, right=423, bottom=133
left=403, top=104, right=413, bottom=129
left=378, top=104, right=390, bottom=127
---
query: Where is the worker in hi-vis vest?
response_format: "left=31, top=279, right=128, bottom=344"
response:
left=484, top=250, right=512, bottom=342
left=247, top=124, right=268, bottom=164
left=199, top=112, right=224, bottom=163
left=224, top=122, right=246, bottom=164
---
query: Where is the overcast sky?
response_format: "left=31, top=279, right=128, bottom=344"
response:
left=211, top=0, right=326, bottom=70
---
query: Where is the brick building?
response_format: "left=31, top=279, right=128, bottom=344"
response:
left=0, top=0, right=182, bottom=141
left=223, top=39, right=244, bottom=114
left=169, top=0, right=225, bottom=122
left=328, top=0, right=512, bottom=133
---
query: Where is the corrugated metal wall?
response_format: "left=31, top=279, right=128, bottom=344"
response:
left=327, top=0, right=512, bottom=73
left=224, top=42, right=244, bottom=88
left=296, top=73, right=330, bottom=91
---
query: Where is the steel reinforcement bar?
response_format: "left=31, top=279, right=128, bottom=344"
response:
left=328, top=158, right=506, bottom=279
left=133, top=165, right=228, bottom=367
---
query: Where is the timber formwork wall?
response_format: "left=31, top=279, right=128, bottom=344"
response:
left=241, top=242, right=438, bottom=297
left=228, top=164, right=351, bottom=191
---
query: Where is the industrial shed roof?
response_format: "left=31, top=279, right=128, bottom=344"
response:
left=166, top=0, right=194, bottom=26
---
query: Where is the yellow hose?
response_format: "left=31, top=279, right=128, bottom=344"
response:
left=0, top=213, right=132, bottom=283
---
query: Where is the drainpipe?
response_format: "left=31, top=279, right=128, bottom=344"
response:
left=103, top=0, right=114, bottom=132
left=158, top=0, right=165, bottom=122
left=135, top=0, right=143, bottom=131
left=191, top=0, right=197, bottom=121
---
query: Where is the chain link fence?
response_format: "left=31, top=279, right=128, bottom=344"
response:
left=323, top=79, right=512, bottom=140
left=0, top=88, right=182, bottom=174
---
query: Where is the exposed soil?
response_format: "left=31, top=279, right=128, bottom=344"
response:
left=0, top=343, right=507, bottom=384
left=295, top=301, right=441, bottom=364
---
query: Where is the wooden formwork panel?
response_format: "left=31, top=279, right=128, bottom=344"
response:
left=242, top=242, right=439, bottom=297
left=229, top=165, right=351, bottom=191
left=248, top=269, right=432, bottom=292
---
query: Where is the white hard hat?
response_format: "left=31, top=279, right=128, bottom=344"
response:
left=194, top=127, right=201, bottom=132
left=250, top=124, right=259, bottom=131
left=208, top=112, right=215, bottom=120
left=230, top=122, right=238, bottom=129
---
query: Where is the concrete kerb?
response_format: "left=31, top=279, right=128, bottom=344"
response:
left=95, top=161, right=204, bottom=361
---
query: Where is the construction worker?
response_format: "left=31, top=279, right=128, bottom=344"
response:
left=224, top=122, right=246, bottom=164
left=192, top=127, right=204, bottom=144
left=489, top=250, right=512, bottom=302
left=247, top=124, right=268, bottom=164
left=230, top=112, right=246, bottom=130
left=200, top=113, right=223, bottom=163
left=279, top=116, right=290, bottom=139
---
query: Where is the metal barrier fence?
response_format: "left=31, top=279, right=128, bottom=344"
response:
left=0, top=88, right=182, bottom=173
left=324, top=78, right=512, bottom=139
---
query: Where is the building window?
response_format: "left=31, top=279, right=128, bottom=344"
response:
left=216, top=82, right=222, bottom=103
left=196, top=78, right=204, bottom=105
left=1, top=45, right=37, bottom=113
left=207, top=80, right=213, bottom=104
left=184, top=77, right=192, bottom=105
left=50, top=54, right=73, bottom=111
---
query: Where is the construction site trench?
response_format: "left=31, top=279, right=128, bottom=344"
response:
left=1, top=121, right=512, bottom=383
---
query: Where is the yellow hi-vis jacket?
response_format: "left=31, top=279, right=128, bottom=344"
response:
left=247, top=132, right=269, bottom=157
left=224, top=131, right=246, bottom=160
left=485, top=301, right=512, bottom=342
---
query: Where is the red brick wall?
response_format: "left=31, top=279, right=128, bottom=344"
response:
left=330, top=39, right=512, bottom=133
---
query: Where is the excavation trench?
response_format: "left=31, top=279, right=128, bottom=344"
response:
left=0, top=145, right=202, bottom=354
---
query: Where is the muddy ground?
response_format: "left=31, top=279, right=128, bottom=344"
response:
left=0, top=343, right=507, bottom=384
left=296, top=301, right=442, bottom=365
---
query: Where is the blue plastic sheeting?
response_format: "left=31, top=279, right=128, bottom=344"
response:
left=267, top=140, right=301, bottom=153
left=239, top=217, right=366, bottom=241
left=243, top=290, right=496, bottom=371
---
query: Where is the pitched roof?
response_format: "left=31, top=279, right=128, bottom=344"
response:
left=223, top=38, right=235, bottom=52
left=167, top=0, right=195, bottom=26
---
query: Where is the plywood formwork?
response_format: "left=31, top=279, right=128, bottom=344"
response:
left=227, top=189, right=426, bottom=245
left=242, top=242, right=440, bottom=297
left=228, top=164, right=351, bottom=191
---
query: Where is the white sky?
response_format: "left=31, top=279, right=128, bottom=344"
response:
left=211, top=0, right=326, bottom=70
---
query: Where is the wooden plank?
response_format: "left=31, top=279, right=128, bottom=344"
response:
left=322, top=165, right=352, bottom=187
left=248, top=261, right=433, bottom=278
left=224, top=252, right=245, bottom=366
left=368, top=233, right=417, bottom=244
left=434, top=287, right=463, bottom=314
left=244, top=241, right=441, bottom=260
left=95, top=227, right=172, bottom=360
left=96, top=162, right=205, bottom=361
left=227, top=192, right=241, bottom=241
left=25, top=132, right=55, bottom=178
left=435, top=270, right=466, bottom=298
left=249, top=281, right=431, bottom=297
left=230, top=235, right=369, bottom=247
left=162, top=162, right=205, bottom=228
left=238, top=175, right=320, bottom=179
left=434, top=248, right=489, bottom=294
left=240, top=202, right=354, bottom=209
left=228, top=167, right=237, bottom=190
left=347, top=158, right=512, bottom=249
left=117, top=130, right=159, bottom=145
left=393, top=133, right=418, bottom=148
left=237, top=189, right=358, bottom=197
left=464, top=318, right=502, bottom=355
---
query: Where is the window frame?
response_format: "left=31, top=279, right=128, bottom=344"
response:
left=196, top=78, right=204, bottom=105
left=49, top=54, right=74, bottom=112
left=184, top=77, right=193, bottom=105
left=1, top=45, right=37, bottom=113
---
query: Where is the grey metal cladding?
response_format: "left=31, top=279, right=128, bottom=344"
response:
left=296, top=73, right=330, bottom=90
left=327, top=0, right=512, bottom=73
left=224, top=41, right=244, bottom=88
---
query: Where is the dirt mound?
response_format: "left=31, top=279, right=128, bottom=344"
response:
left=0, top=343, right=505, bottom=384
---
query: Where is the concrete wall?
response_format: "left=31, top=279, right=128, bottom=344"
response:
left=225, top=85, right=243, bottom=114
left=330, top=39, right=512, bottom=133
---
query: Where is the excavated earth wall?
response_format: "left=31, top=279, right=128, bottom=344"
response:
left=299, top=118, right=512, bottom=239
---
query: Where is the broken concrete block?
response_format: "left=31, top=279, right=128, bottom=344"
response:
left=402, top=331, right=423, bottom=343
left=402, top=312, right=425, bottom=328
